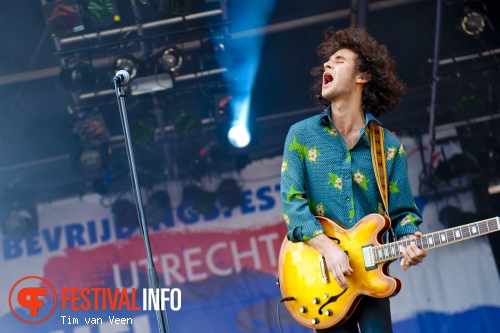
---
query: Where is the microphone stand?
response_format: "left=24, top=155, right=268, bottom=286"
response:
left=113, top=78, right=171, bottom=333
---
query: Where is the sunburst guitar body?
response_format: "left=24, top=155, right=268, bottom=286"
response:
left=278, top=213, right=500, bottom=329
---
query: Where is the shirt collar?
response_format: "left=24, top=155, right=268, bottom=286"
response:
left=320, top=105, right=383, bottom=127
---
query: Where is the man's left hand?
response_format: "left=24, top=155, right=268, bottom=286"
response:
left=400, top=232, right=427, bottom=271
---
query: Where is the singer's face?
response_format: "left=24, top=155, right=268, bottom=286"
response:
left=321, top=48, right=360, bottom=101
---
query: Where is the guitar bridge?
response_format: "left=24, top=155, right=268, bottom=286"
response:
left=319, top=255, right=329, bottom=283
left=362, top=245, right=377, bottom=270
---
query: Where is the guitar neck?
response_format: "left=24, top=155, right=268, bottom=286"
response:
left=373, top=217, right=500, bottom=264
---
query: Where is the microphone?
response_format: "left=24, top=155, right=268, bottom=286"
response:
left=114, top=70, right=130, bottom=84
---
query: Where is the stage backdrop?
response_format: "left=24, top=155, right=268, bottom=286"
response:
left=1, top=136, right=499, bottom=333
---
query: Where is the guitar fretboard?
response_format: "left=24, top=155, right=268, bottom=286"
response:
left=373, top=217, right=500, bottom=264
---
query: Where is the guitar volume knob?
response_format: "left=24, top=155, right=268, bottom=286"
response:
left=312, top=297, right=320, bottom=304
left=311, top=318, right=319, bottom=325
left=299, top=306, right=307, bottom=313
left=324, top=309, right=333, bottom=316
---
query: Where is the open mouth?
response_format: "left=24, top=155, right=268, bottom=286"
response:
left=323, top=73, right=333, bottom=86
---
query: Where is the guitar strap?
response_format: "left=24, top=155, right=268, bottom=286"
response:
left=369, top=122, right=395, bottom=242
left=369, top=122, right=389, bottom=217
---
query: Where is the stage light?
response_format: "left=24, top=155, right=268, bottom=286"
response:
left=130, top=120, right=155, bottom=145
left=42, top=0, right=85, bottom=36
left=228, top=124, right=251, bottom=148
left=158, top=47, right=184, bottom=73
left=214, top=95, right=232, bottom=123
left=234, top=153, right=251, bottom=172
left=434, top=153, right=477, bottom=182
left=130, top=73, right=173, bottom=96
left=145, top=191, right=171, bottom=226
left=79, top=149, right=103, bottom=172
left=114, top=56, right=138, bottom=80
left=112, top=199, right=138, bottom=228
left=160, top=0, right=192, bottom=14
left=87, top=0, right=120, bottom=26
left=216, top=179, right=243, bottom=209
left=1, top=203, right=38, bottom=239
left=460, top=12, right=485, bottom=36
left=181, top=185, right=216, bottom=215
left=59, top=63, right=96, bottom=92
left=74, top=114, right=110, bottom=147
left=175, top=111, right=200, bottom=134
left=201, top=35, right=229, bottom=70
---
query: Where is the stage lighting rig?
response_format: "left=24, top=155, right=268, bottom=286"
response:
left=0, top=200, right=39, bottom=239
left=160, top=0, right=192, bottom=15
left=460, top=11, right=486, bottom=36
left=59, top=62, right=96, bottom=92
left=86, top=0, right=120, bottom=27
left=158, top=47, right=184, bottom=73
left=42, top=0, right=85, bottom=36
left=114, top=56, right=138, bottom=80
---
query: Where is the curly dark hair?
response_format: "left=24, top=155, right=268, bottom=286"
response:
left=311, top=27, right=406, bottom=117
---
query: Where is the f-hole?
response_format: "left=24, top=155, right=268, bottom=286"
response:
left=327, top=236, right=341, bottom=244
left=318, top=289, right=348, bottom=315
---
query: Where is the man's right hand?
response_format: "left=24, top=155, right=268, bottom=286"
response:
left=307, top=233, right=353, bottom=289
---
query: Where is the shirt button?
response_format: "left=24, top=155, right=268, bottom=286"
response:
left=344, top=174, right=349, bottom=179
left=346, top=197, right=350, bottom=201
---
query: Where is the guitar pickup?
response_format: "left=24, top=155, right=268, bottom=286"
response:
left=362, top=245, right=377, bottom=270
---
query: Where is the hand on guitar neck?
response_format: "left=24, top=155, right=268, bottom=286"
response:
left=307, top=233, right=354, bottom=289
left=307, top=230, right=427, bottom=289
left=399, top=232, right=427, bottom=271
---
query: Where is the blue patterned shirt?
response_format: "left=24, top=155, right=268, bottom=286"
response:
left=280, top=108, right=422, bottom=242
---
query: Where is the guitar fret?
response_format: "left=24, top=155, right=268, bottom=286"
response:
left=424, top=236, right=431, bottom=249
left=439, top=232, right=446, bottom=243
left=490, top=219, right=500, bottom=231
left=462, top=225, right=470, bottom=238
left=371, top=217, right=499, bottom=265
left=465, top=225, right=471, bottom=238
left=420, top=238, right=426, bottom=250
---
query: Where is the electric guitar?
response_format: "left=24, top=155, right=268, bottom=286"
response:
left=277, top=213, right=500, bottom=329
